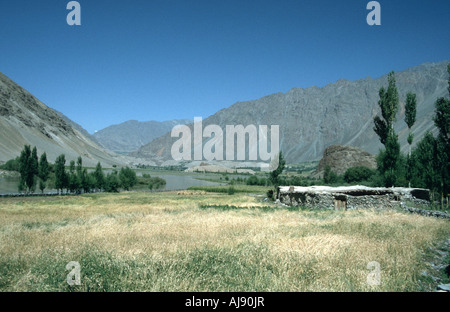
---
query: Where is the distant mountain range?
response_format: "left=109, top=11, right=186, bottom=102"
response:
left=0, top=72, right=129, bottom=167
left=93, top=119, right=191, bottom=154
left=132, top=60, right=449, bottom=165
left=1, top=60, right=448, bottom=169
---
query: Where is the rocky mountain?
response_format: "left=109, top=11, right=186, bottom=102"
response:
left=0, top=72, right=130, bottom=167
left=93, top=119, right=191, bottom=154
left=133, top=60, right=449, bottom=165
left=315, top=145, right=377, bottom=177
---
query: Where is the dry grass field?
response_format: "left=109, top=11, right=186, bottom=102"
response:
left=0, top=191, right=448, bottom=292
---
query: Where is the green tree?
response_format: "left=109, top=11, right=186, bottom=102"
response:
left=18, top=145, right=38, bottom=193
left=373, top=72, right=403, bottom=187
left=432, top=66, right=450, bottom=206
left=0, top=157, right=20, bottom=172
left=105, top=171, right=120, bottom=193
left=119, top=167, right=137, bottom=191
left=94, top=162, right=105, bottom=191
left=75, top=156, right=83, bottom=194
left=38, top=152, right=49, bottom=193
left=269, top=151, right=286, bottom=192
left=30, top=147, right=39, bottom=185
left=85, top=171, right=97, bottom=193
left=18, top=145, right=31, bottom=192
left=405, top=92, right=417, bottom=187
left=344, top=166, right=375, bottom=183
left=411, top=132, right=437, bottom=189
left=68, top=160, right=79, bottom=193
left=373, top=72, right=399, bottom=145
left=148, top=176, right=166, bottom=190
left=323, top=165, right=338, bottom=184
left=54, top=154, right=68, bottom=194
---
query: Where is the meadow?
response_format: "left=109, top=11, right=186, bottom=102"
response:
left=0, top=189, right=448, bottom=292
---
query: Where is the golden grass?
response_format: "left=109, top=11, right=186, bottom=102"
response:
left=0, top=191, right=448, bottom=292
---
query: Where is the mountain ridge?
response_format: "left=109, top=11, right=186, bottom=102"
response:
left=93, top=118, right=191, bottom=154
left=132, top=60, right=449, bottom=165
left=0, top=72, right=130, bottom=167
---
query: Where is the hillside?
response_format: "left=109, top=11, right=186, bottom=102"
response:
left=133, top=60, right=449, bottom=165
left=0, top=72, right=129, bottom=167
left=93, top=119, right=191, bottom=154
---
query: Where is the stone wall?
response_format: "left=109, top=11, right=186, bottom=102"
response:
left=277, top=185, right=430, bottom=210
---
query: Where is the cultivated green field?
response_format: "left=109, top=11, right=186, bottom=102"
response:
left=0, top=190, right=448, bottom=292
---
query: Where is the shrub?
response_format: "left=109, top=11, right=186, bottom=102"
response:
left=266, top=189, right=274, bottom=200
left=105, top=171, right=120, bottom=193
left=148, top=177, right=166, bottom=190
left=323, top=165, right=338, bottom=184
left=0, top=157, right=20, bottom=171
left=344, top=166, right=376, bottom=183
left=119, top=167, right=137, bottom=191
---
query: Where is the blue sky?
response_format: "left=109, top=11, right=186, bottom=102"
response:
left=1, top=0, right=449, bottom=133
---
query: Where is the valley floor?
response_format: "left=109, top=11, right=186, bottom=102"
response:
left=0, top=191, right=448, bottom=292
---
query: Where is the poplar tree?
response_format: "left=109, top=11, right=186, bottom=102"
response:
left=94, top=162, right=105, bottom=191
left=405, top=92, right=417, bottom=187
left=38, top=152, right=49, bottom=193
left=432, top=64, right=450, bottom=206
left=373, top=72, right=402, bottom=187
left=55, top=154, right=68, bottom=194
left=269, top=151, right=286, bottom=193
left=18, top=145, right=38, bottom=193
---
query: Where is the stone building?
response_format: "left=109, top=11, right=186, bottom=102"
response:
left=277, top=185, right=430, bottom=210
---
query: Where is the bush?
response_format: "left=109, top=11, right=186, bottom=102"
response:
left=105, top=171, right=120, bottom=193
left=323, top=165, right=338, bottom=184
left=266, top=189, right=274, bottom=200
left=246, top=175, right=259, bottom=185
left=148, top=177, right=166, bottom=190
left=246, top=175, right=268, bottom=186
left=227, top=186, right=236, bottom=195
left=119, top=167, right=137, bottom=191
left=344, top=166, right=376, bottom=183
left=0, top=157, right=20, bottom=171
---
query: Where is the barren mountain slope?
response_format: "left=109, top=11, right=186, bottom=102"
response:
left=133, top=61, right=448, bottom=164
left=0, top=72, right=128, bottom=167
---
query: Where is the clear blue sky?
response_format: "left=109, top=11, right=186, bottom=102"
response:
left=1, top=0, right=449, bottom=133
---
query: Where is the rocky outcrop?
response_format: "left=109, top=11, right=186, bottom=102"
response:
left=315, top=145, right=377, bottom=177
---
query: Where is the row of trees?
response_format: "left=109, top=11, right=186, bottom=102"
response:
left=17, top=147, right=138, bottom=194
left=18, top=145, right=49, bottom=193
left=373, top=65, right=449, bottom=206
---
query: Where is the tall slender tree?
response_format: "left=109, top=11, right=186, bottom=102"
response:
left=373, top=72, right=402, bottom=187
left=94, top=162, right=105, bottom=191
left=432, top=64, right=450, bottom=207
left=54, top=154, right=67, bottom=194
left=38, top=152, right=49, bottom=193
left=269, top=151, right=286, bottom=195
left=405, top=92, right=417, bottom=187
left=68, top=160, right=77, bottom=193
left=18, top=145, right=31, bottom=192
left=18, top=145, right=39, bottom=193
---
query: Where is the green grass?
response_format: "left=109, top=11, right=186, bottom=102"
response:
left=0, top=191, right=448, bottom=292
